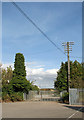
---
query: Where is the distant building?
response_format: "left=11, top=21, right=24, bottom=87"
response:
left=40, top=88, right=55, bottom=91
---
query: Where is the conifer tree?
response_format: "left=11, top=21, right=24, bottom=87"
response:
left=13, top=53, right=26, bottom=77
left=11, top=53, right=31, bottom=93
left=54, top=60, right=82, bottom=92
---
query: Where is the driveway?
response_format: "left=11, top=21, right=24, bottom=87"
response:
left=2, top=101, right=83, bottom=119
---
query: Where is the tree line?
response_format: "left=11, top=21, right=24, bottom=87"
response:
left=2, top=53, right=39, bottom=102
left=1, top=53, right=83, bottom=102
left=54, top=60, right=83, bottom=92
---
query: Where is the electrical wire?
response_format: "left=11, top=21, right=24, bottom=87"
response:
left=11, top=2, right=82, bottom=60
left=12, top=2, right=66, bottom=56
left=70, top=56, right=82, bottom=59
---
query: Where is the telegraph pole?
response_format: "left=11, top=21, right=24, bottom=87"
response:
left=67, top=42, right=70, bottom=92
left=62, top=42, right=74, bottom=92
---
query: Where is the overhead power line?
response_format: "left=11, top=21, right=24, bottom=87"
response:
left=12, top=2, right=82, bottom=60
left=70, top=56, right=82, bottom=59
left=12, top=2, right=65, bottom=56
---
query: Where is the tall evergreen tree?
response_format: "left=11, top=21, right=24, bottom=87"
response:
left=70, top=60, right=82, bottom=88
left=54, top=60, right=82, bottom=92
left=13, top=53, right=26, bottom=77
left=11, top=53, right=31, bottom=93
left=54, top=62, right=67, bottom=92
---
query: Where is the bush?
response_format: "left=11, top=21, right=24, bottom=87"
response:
left=10, top=92, right=23, bottom=102
left=2, top=92, right=11, bottom=102
left=61, top=92, right=69, bottom=103
left=2, top=92, right=23, bottom=102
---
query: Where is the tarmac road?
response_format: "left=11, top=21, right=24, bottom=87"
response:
left=0, top=103, right=2, bottom=120
left=2, top=101, right=83, bottom=119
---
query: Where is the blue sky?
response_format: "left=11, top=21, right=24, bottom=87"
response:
left=2, top=2, right=82, bottom=88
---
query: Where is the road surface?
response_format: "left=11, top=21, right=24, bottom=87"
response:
left=2, top=101, right=84, bottom=119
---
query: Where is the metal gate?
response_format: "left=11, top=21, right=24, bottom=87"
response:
left=23, top=90, right=60, bottom=102
left=69, top=88, right=84, bottom=105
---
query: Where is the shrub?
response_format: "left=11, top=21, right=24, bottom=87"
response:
left=2, top=92, right=23, bottom=102
left=2, top=92, right=11, bottom=102
left=61, top=92, right=69, bottom=103
left=10, top=92, right=23, bottom=102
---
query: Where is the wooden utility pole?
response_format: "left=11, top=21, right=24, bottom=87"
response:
left=62, top=42, right=74, bottom=92
left=67, top=42, right=70, bottom=92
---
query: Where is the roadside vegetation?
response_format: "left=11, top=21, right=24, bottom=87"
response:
left=1, top=53, right=83, bottom=103
left=2, top=53, right=39, bottom=102
left=54, top=60, right=83, bottom=103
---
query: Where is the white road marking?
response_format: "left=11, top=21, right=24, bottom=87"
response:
left=66, top=107, right=83, bottom=120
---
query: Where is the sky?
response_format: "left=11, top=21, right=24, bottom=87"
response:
left=2, top=2, right=82, bottom=88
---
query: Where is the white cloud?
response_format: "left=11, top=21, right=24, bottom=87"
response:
left=2, top=62, right=59, bottom=88
left=26, top=66, right=59, bottom=88
left=46, top=69, right=58, bottom=74
left=31, top=68, right=44, bottom=75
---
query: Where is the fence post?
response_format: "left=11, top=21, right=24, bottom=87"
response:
left=23, top=93, right=26, bottom=100
left=69, top=88, right=71, bottom=105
